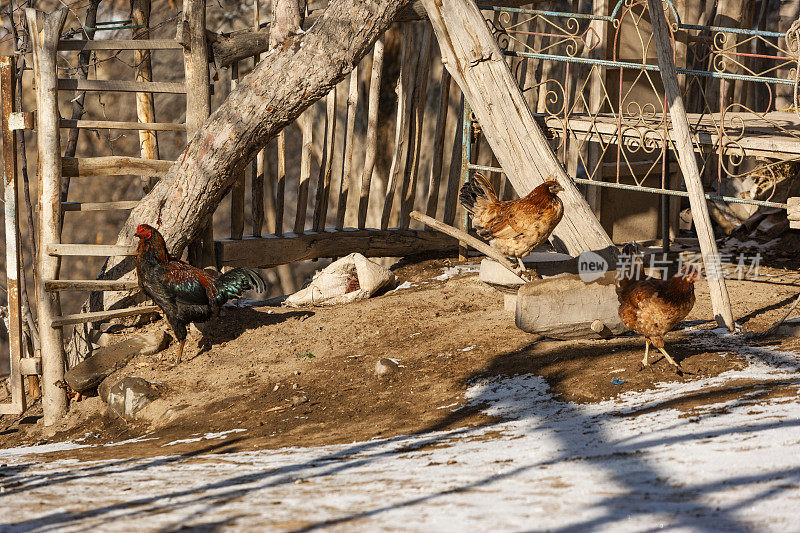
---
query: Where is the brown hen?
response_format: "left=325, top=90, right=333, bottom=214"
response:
left=616, top=244, right=698, bottom=372
left=459, top=174, right=564, bottom=278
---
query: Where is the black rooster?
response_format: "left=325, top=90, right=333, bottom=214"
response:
left=134, top=224, right=265, bottom=365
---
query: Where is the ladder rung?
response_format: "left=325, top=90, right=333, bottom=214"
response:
left=62, top=201, right=139, bottom=211
left=44, top=279, right=139, bottom=292
left=61, top=119, right=186, bottom=131
left=52, top=306, right=160, bottom=327
left=61, top=156, right=173, bottom=178
left=57, top=79, right=186, bottom=94
left=47, top=244, right=137, bottom=257
left=57, top=39, right=184, bottom=51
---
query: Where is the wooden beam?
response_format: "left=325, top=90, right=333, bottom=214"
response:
left=216, top=228, right=458, bottom=268
left=647, top=0, right=734, bottom=330
left=27, top=7, right=69, bottom=425
left=421, top=0, right=614, bottom=257
left=52, top=306, right=160, bottom=327
left=57, top=79, right=186, bottom=93
left=60, top=119, right=185, bottom=131
left=61, top=156, right=173, bottom=177
left=57, top=39, right=183, bottom=50
left=44, top=279, right=140, bottom=292
left=1, top=56, right=26, bottom=415
left=47, top=244, right=137, bottom=256
left=410, top=211, right=520, bottom=276
left=62, top=201, right=139, bottom=211
left=131, top=0, right=161, bottom=194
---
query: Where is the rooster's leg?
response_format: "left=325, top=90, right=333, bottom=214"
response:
left=641, top=339, right=651, bottom=367
left=656, top=346, right=682, bottom=371
left=173, top=338, right=186, bottom=367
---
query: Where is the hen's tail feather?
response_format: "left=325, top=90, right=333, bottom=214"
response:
left=213, top=267, right=265, bottom=305
left=617, top=242, right=646, bottom=297
left=459, top=173, right=498, bottom=216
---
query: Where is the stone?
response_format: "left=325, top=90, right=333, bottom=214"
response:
left=65, top=331, right=169, bottom=393
left=290, top=394, right=309, bottom=406
left=375, top=357, right=399, bottom=378
left=107, top=377, right=160, bottom=420
left=776, top=318, right=800, bottom=337
left=515, top=272, right=627, bottom=339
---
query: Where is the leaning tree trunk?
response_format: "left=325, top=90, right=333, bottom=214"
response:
left=92, top=0, right=413, bottom=314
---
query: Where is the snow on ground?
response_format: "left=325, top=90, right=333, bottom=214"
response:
left=2, top=330, right=800, bottom=532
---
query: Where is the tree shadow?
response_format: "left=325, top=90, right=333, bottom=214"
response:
left=3, top=329, right=798, bottom=531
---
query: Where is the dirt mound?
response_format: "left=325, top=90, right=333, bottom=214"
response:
left=2, top=257, right=800, bottom=461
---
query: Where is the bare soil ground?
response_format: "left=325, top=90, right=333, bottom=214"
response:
left=2, top=254, right=800, bottom=461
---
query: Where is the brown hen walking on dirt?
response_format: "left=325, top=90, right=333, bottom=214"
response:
left=459, top=173, right=564, bottom=278
left=616, top=243, right=698, bottom=373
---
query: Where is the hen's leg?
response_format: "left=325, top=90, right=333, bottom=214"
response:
left=641, top=339, right=651, bottom=367
left=517, top=257, right=526, bottom=272
left=656, top=345, right=682, bottom=371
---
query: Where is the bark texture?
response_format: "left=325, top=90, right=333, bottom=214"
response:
left=99, top=0, right=413, bottom=294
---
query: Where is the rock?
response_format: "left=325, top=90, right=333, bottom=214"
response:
left=290, top=394, right=308, bottom=406
left=776, top=318, right=800, bottom=337
left=107, top=377, right=160, bottom=420
left=375, top=357, right=399, bottom=378
left=64, top=331, right=169, bottom=393
left=515, top=272, right=627, bottom=339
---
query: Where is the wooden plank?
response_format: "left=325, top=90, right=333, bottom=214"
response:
left=425, top=69, right=452, bottom=218
left=358, top=37, right=385, bottom=229
left=647, top=0, right=734, bottom=330
left=337, top=67, right=359, bottom=230
left=52, top=306, right=160, bottom=327
left=27, top=7, right=69, bottom=425
left=183, top=0, right=214, bottom=267
left=410, top=211, right=519, bottom=275
left=230, top=62, right=245, bottom=240
left=131, top=0, right=161, bottom=194
left=442, top=95, right=464, bottom=226
left=9, top=110, right=34, bottom=131
left=275, top=131, right=287, bottom=234
left=47, top=243, right=137, bottom=256
left=1, top=56, right=26, bottom=415
left=422, top=0, right=614, bottom=256
left=401, top=26, right=433, bottom=228
left=57, top=79, right=186, bottom=93
left=57, top=39, right=183, bottom=50
left=294, top=109, right=313, bottom=233
left=19, top=358, right=41, bottom=376
left=381, top=24, right=420, bottom=231
left=313, top=89, right=337, bottom=232
left=217, top=228, right=459, bottom=268
left=61, top=156, right=173, bottom=177
left=251, top=0, right=266, bottom=238
left=62, top=201, right=139, bottom=211
left=44, top=279, right=140, bottom=292
left=787, top=197, right=800, bottom=220
left=60, top=119, right=185, bottom=131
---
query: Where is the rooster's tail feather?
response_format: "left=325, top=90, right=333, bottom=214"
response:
left=214, top=267, right=265, bottom=305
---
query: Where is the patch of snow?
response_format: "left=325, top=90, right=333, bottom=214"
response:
left=2, top=333, right=800, bottom=531
left=392, top=281, right=418, bottom=292
left=161, top=429, right=247, bottom=447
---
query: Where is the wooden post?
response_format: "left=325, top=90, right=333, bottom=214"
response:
left=424, top=69, right=451, bottom=219
left=646, top=0, right=735, bottom=330
left=337, top=68, right=359, bottom=230
left=313, top=89, right=336, bottom=232
left=358, top=37, right=385, bottom=229
left=252, top=0, right=266, bottom=236
left=131, top=0, right=160, bottom=194
left=585, top=0, right=607, bottom=216
left=381, top=24, right=421, bottom=231
left=26, top=8, right=69, bottom=425
left=182, top=0, right=214, bottom=265
left=422, top=0, right=614, bottom=257
left=230, top=62, right=246, bottom=240
left=0, top=56, right=26, bottom=415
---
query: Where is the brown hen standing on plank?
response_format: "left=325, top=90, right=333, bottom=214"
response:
left=459, top=173, right=564, bottom=278
left=135, top=224, right=265, bottom=365
left=616, top=243, right=698, bottom=373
